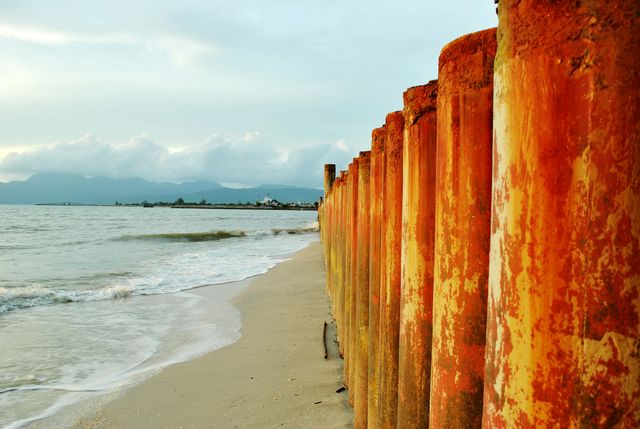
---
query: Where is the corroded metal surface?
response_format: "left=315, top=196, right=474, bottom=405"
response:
left=322, top=164, right=336, bottom=290
left=430, top=28, right=496, bottom=429
left=344, top=163, right=355, bottom=393
left=337, top=171, right=348, bottom=358
left=327, top=179, right=336, bottom=307
left=368, top=126, right=386, bottom=429
left=355, top=152, right=371, bottom=429
left=324, top=164, right=336, bottom=197
left=483, top=1, right=640, bottom=428
left=378, top=111, right=405, bottom=429
left=348, top=158, right=360, bottom=406
left=397, top=81, right=438, bottom=429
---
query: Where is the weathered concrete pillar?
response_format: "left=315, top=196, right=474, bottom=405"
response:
left=430, top=28, right=496, bottom=429
left=355, top=151, right=371, bottom=429
left=484, top=2, right=640, bottom=428
left=368, top=126, right=386, bottom=429
left=397, top=81, right=438, bottom=429
left=378, top=111, right=405, bottom=428
left=347, top=158, right=360, bottom=405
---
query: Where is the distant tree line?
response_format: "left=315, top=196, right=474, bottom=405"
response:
left=115, top=197, right=318, bottom=210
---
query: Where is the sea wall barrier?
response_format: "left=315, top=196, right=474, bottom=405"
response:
left=318, top=1, right=639, bottom=428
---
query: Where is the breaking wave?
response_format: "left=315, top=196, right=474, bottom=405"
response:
left=120, top=230, right=246, bottom=242
left=119, top=223, right=319, bottom=243
left=1, top=222, right=319, bottom=316
left=270, top=221, right=319, bottom=236
left=0, top=284, right=134, bottom=315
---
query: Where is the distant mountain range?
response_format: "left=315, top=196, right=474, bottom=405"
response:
left=0, top=173, right=323, bottom=205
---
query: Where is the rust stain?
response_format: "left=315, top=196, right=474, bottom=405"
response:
left=338, top=171, right=348, bottom=360
left=355, top=152, right=371, bottom=429
left=430, top=27, right=496, bottom=429
left=348, top=159, right=360, bottom=405
left=378, top=110, right=405, bottom=428
left=483, top=1, right=640, bottom=428
left=397, top=81, right=438, bottom=429
left=368, top=126, right=386, bottom=429
left=322, top=164, right=336, bottom=295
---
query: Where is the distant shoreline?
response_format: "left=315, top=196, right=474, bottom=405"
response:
left=33, top=203, right=318, bottom=211
left=170, top=204, right=317, bottom=211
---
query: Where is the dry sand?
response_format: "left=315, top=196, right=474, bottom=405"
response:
left=69, top=242, right=353, bottom=429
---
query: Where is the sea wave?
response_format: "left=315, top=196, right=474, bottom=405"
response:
left=118, top=224, right=319, bottom=243
left=119, top=230, right=246, bottom=242
left=270, top=221, right=319, bottom=236
left=1, top=224, right=319, bottom=315
left=0, top=285, right=134, bottom=315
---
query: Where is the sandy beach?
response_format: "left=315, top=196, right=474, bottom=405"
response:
left=62, top=241, right=352, bottom=429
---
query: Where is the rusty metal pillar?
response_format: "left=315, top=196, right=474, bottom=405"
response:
left=378, top=111, right=405, bottom=428
left=347, top=158, right=360, bottom=405
left=337, top=171, right=348, bottom=358
left=430, top=28, right=496, bottom=429
left=328, top=178, right=338, bottom=311
left=355, top=151, right=371, bottom=429
left=323, top=164, right=337, bottom=276
left=324, top=164, right=336, bottom=197
left=368, top=126, right=386, bottom=429
left=483, top=2, right=640, bottom=428
left=397, top=81, right=438, bottom=429
left=343, top=169, right=351, bottom=368
left=334, top=177, right=342, bottom=314
left=326, top=187, right=334, bottom=300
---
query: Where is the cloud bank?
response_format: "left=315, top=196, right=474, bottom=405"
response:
left=0, top=133, right=355, bottom=188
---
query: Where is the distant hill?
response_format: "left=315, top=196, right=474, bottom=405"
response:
left=0, top=173, right=323, bottom=205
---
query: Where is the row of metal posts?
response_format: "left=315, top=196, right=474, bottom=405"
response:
left=318, top=1, right=639, bottom=428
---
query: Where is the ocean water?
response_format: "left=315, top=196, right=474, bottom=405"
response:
left=0, top=205, right=319, bottom=428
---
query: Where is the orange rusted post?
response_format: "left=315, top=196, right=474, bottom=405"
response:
left=367, top=126, right=386, bottom=429
left=397, top=81, right=438, bottom=429
left=483, top=2, right=640, bottom=428
left=355, top=151, right=371, bottom=429
left=337, top=171, right=348, bottom=358
left=347, top=158, right=360, bottom=404
left=343, top=163, right=355, bottom=393
left=378, top=111, right=404, bottom=428
left=341, top=171, right=349, bottom=360
left=324, top=164, right=336, bottom=197
left=323, top=164, right=336, bottom=275
left=345, top=167, right=352, bottom=387
left=333, top=177, right=341, bottom=309
left=324, top=178, right=338, bottom=308
left=326, top=188, right=334, bottom=300
left=430, top=28, right=496, bottom=429
left=318, top=196, right=324, bottom=274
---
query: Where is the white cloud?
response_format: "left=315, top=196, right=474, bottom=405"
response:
left=0, top=0, right=497, bottom=181
left=0, top=22, right=216, bottom=67
left=0, top=23, right=71, bottom=44
left=0, top=133, right=356, bottom=187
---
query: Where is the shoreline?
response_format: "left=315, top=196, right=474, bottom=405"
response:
left=31, top=204, right=317, bottom=211
left=38, top=241, right=351, bottom=429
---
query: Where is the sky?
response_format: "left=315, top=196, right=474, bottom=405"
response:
left=0, top=0, right=497, bottom=187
